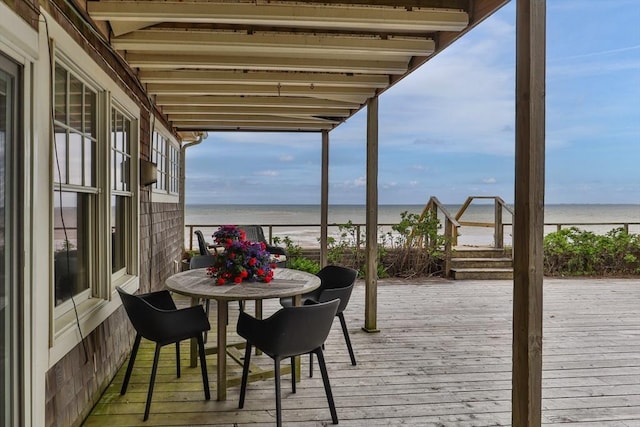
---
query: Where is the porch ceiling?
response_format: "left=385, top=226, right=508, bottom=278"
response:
left=86, top=0, right=509, bottom=133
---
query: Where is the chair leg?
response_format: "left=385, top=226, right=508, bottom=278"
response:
left=144, top=344, right=162, bottom=421
left=290, top=356, right=296, bottom=394
left=197, top=334, right=210, bottom=400
left=274, top=358, right=282, bottom=427
left=204, top=299, right=210, bottom=342
left=176, top=342, right=181, bottom=378
left=338, top=312, right=357, bottom=366
left=121, top=334, right=141, bottom=395
left=309, top=342, right=325, bottom=378
left=315, top=348, right=338, bottom=425
left=239, top=343, right=252, bottom=409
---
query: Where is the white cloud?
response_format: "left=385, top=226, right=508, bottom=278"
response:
left=279, top=155, right=295, bottom=162
left=353, top=176, right=366, bottom=187
left=483, top=177, right=497, bottom=184
left=255, top=170, right=279, bottom=177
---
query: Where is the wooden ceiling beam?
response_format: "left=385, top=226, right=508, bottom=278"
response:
left=155, top=95, right=362, bottom=109
left=126, top=53, right=408, bottom=74
left=168, top=114, right=340, bottom=124
left=174, top=121, right=334, bottom=131
left=113, top=30, right=435, bottom=56
left=159, top=105, right=353, bottom=117
left=88, top=1, right=469, bottom=33
left=145, top=83, right=375, bottom=100
left=138, top=70, right=389, bottom=88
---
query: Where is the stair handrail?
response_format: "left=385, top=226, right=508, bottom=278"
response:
left=411, top=196, right=460, bottom=276
left=455, top=196, right=514, bottom=249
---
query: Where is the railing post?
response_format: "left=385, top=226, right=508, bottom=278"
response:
left=430, top=203, right=438, bottom=251
left=444, top=219, right=452, bottom=277
left=495, top=201, right=504, bottom=249
left=189, top=225, right=194, bottom=251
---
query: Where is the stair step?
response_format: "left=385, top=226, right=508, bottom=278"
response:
left=450, top=268, right=514, bottom=280
left=450, top=257, right=513, bottom=269
left=452, top=247, right=511, bottom=259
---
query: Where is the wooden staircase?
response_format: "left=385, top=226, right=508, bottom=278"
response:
left=449, top=247, right=513, bottom=280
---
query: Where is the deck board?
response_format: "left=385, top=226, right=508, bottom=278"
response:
left=82, top=278, right=640, bottom=426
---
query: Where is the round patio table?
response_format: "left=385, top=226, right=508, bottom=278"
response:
left=165, top=267, right=321, bottom=401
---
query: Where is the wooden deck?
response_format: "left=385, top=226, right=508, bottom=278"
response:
left=83, top=278, right=640, bottom=426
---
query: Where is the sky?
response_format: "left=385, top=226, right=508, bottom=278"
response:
left=185, top=1, right=640, bottom=206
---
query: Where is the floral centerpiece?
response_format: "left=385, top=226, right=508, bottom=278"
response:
left=213, top=224, right=246, bottom=246
left=207, top=225, right=275, bottom=285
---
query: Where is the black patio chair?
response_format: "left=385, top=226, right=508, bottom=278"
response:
left=116, top=287, right=211, bottom=421
left=237, top=299, right=340, bottom=427
left=194, top=230, right=211, bottom=255
left=280, top=265, right=358, bottom=376
left=238, top=225, right=288, bottom=267
left=189, top=254, right=218, bottom=339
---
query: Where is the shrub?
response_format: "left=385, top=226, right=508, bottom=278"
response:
left=544, top=227, right=640, bottom=276
left=274, top=236, right=321, bottom=274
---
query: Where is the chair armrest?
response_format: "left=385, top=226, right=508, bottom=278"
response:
left=140, top=290, right=177, bottom=310
left=153, top=305, right=211, bottom=343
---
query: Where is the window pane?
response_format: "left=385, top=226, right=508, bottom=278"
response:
left=111, top=108, right=131, bottom=192
left=84, top=137, right=94, bottom=187
left=117, top=152, right=124, bottom=191
left=110, top=149, right=115, bottom=191
left=111, top=195, right=128, bottom=273
left=53, top=125, right=67, bottom=184
left=68, top=74, right=82, bottom=131
left=84, top=90, right=96, bottom=137
left=122, top=155, right=129, bottom=192
left=54, top=191, right=92, bottom=306
left=54, top=65, right=66, bottom=123
left=68, top=132, right=82, bottom=185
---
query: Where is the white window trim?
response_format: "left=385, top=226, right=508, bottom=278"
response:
left=109, top=100, right=139, bottom=284
left=45, top=11, right=140, bottom=367
left=151, top=122, right=180, bottom=203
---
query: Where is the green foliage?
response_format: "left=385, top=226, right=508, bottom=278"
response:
left=383, top=211, right=445, bottom=278
left=275, top=236, right=320, bottom=274
left=544, top=227, right=640, bottom=276
left=278, top=211, right=445, bottom=278
left=287, top=257, right=321, bottom=274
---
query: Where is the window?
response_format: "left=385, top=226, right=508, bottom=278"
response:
left=53, top=63, right=97, bottom=308
left=53, top=58, right=138, bottom=316
left=110, top=108, right=133, bottom=276
left=151, top=129, right=180, bottom=201
left=47, top=20, right=141, bottom=363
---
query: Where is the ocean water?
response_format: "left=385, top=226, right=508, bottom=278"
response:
left=185, top=204, right=640, bottom=249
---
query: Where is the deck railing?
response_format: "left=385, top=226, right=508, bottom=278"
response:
left=185, top=220, right=640, bottom=252
left=454, top=195, right=515, bottom=249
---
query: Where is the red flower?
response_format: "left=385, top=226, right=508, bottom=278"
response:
left=264, top=276, right=272, bottom=283
left=240, top=269, right=249, bottom=278
left=234, top=276, right=243, bottom=284
left=248, top=257, right=257, bottom=266
left=257, top=268, right=265, bottom=276
left=216, top=278, right=226, bottom=286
